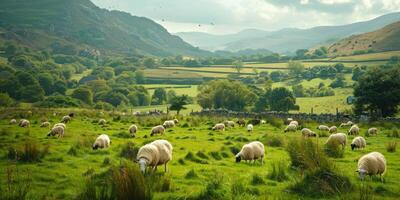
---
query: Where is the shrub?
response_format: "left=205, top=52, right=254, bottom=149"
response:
left=265, top=135, right=284, bottom=147
left=265, top=116, right=282, bottom=128
left=120, top=142, right=139, bottom=161
left=250, top=173, right=265, bottom=185
left=12, top=141, right=49, bottom=162
left=267, top=160, right=288, bottom=182
left=185, top=169, right=198, bottom=179
left=324, top=140, right=345, bottom=158
left=386, top=141, right=397, bottom=153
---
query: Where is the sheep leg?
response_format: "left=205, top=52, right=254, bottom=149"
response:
left=164, top=163, right=167, bottom=172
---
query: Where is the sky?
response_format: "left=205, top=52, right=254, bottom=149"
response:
left=91, top=0, right=400, bottom=34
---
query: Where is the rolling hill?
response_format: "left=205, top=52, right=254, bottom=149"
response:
left=0, top=0, right=209, bottom=57
left=328, top=21, right=400, bottom=56
left=176, top=12, right=400, bottom=53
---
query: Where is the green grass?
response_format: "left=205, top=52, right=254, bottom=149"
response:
left=0, top=110, right=399, bottom=199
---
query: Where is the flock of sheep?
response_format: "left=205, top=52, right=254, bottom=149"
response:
left=9, top=114, right=386, bottom=181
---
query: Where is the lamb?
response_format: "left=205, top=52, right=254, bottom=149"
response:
left=98, top=119, right=107, bottom=125
left=340, top=121, right=353, bottom=127
left=137, top=139, right=173, bottom=173
left=163, top=120, right=175, bottom=128
left=40, top=121, right=51, bottom=127
left=301, top=128, right=316, bottom=137
left=47, top=126, right=65, bottom=138
left=9, top=119, right=17, bottom=124
left=247, top=124, right=253, bottom=132
left=329, top=126, right=337, bottom=133
left=236, top=119, right=246, bottom=127
left=129, top=124, right=138, bottom=137
left=357, top=152, right=386, bottom=181
left=317, top=125, right=330, bottom=131
left=368, top=128, right=378, bottom=135
left=351, top=136, right=366, bottom=150
left=235, top=141, right=265, bottom=164
left=19, top=119, right=30, bottom=128
left=326, top=133, right=347, bottom=150
left=92, top=134, right=111, bottom=150
left=151, top=125, right=165, bottom=136
left=224, top=121, right=235, bottom=128
left=53, top=123, right=66, bottom=129
left=284, top=124, right=297, bottom=132
left=289, top=120, right=299, bottom=126
left=212, top=123, right=225, bottom=131
left=60, top=115, right=71, bottom=123
left=348, top=125, right=359, bottom=135
left=261, top=120, right=266, bottom=124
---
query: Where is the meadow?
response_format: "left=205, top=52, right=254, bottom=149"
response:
left=1, top=109, right=399, bottom=199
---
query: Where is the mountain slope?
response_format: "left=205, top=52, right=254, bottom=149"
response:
left=0, top=0, right=209, bottom=56
left=328, top=21, right=400, bottom=56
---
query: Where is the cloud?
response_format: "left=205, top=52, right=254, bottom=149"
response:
left=318, top=0, right=352, bottom=5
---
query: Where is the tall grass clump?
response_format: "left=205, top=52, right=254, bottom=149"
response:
left=0, top=166, right=32, bottom=200
left=8, top=141, right=49, bottom=162
left=267, top=160, right=288, bottom=182
left=194, top=173, right=227, bottom=200
left=250, top=173, right=265, bottom=185
left=358, top=183, right=374, bottom=200
left=185, top=169, right=198, bottom=179
left=120, top=142, right=139, bottom=160
left=265, top=116, right=282, bottom=128
left=324, top=140, right=345, bottom=158
left=264, top=135, right=284, bottom=147
left=386, top=141, right=397, bottom=152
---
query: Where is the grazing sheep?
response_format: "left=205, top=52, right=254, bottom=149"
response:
left=235, top=141, right=265, bottom=164
left=329, top=126, right=337, bottom=133
left=340, top=121, right=354, bottom=127
left=224, top=121, right=235, bottom=128
left=351, top=136, right=366, bottom=150
left=326, top=133, right=347, bottom=150
left=60, top=115, right=71, bottom=123
left=163, top=120, right=175, bottom=128
left=348, top=125, right=360, bottom=135
left=47, top=126, right=65, bottom=138
left=92, top=134, right=111, bottom=150
left=236, top=119, right=246, bottom=127
left=357, top=152, right=386, bottom=181
left=286, top=118, right=293, bottom=124
left=9, top=119, right=17, bottom=124
left=248, top=119, right=261, bottom=126
left=137, top=139, right=173, bottom=173
left=19, top=119, right=30, bottom=128
left=53, top=123, right=66, bottom=129
left=317, top=125, right=330, bottom=131
left=151, top=125, right=165, bottom=136
left=289, top=120, right=299, bottom=126
left=261, top=120, right=266, bottom=124
left=368, top=128, right=378, bottom=135
left=173, top=118, right=179, bottom=124
left=68, top=113, right=75, bottom=118
left=247, top=124, right=253, bottom=132
left=301, top=128, right=316, bottom=137
left=129, top=124, right=138, bottom=137
left=98, top=119, right=107, bottom=125
left=284, top=124, right=297, bottom=132
left=212, top=123, right=225, bottom=131
left=40, top=121, right=51, bottom=127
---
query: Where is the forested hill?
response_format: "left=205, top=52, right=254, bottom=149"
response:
left=0, top=0, right=209, bottom=57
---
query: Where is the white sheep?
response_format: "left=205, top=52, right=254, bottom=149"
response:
left=289, top=120, right=299, bottom=126
left=357, top=152, right=386, bottom=181
left=151, top=125, right=165, bottom=136
left=129, top=124, right=138, bottom=137
left=212, top=123, right=225, bottom=131
left=326, top=133, right=347, bottom=150
left=339, top=121, right=353, bottom=127
left=173, top=118, right=179, bottom=124
left=247, top=124, right=253, bottom=132
left=98, top=119, right=107, bottom=125
left=47, top=126, right=65, bottom=138
left=60, top=115, right=71, bottom=123
left=163, top=120, right=175, bottom=128
left=137, top=139, right=173, bottom=173
left=235, top=141, right=265, bottom=164
left=92, top=134, right=111, bottom=150
left=9, top=119, right=17, bottom=124
left=301, top=128, right=316, bottom=137
left=329, top=126, right=337, bottom=133
left=53, top=123, right=66, bottom=129
left=317, top=125, right=330, bottom=131
left=351, top=136, right=366, bottom=150
left=224, top=121, right=235, bottom=128
left=40, top=121, right=51, bottom=127
left=284, top=124, right=297, bottom=132
left=368, top=128, right=378, bottom=135
left=261, top=120, right=266, bottom=124
left=348, top=124, right=359, bottom=135
left=19, top=119, right=30, bottom=128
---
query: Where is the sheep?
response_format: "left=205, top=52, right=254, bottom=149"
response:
left=98, top=119, right=107, bottom=125
left=348, top=125, right=359, bottom=135
left=236, top=119, right=246, bottom=127
left=212, top=123, right=225, bottom=131
left=261, top=120, right=266, bottom=124
left=9, top=119, right=17, bottom=124
left=286, top=118, right=293, bottom=124
left=235, top=141, right=264, bottom=164
left=301, top=128, right=316, bottom=137
left=351, top=136, right=366, bottom=150
left=357, top=152, right=386, bottom=181
left=151, top=125, right=165, bottom=136
left=329, top=126, right=337, bottom=133
left=53, top=123, right=66, bottom=129
left=289, top=120, right=299, bottom=126
left=284, top=124, right=297, bottom=133
left=326, top=133, right=347, bottom=150
left=173, top=118, right=179, bottom=124
left=163, top=120, right=175, bottom=128
left=92, top=134, right=111, bottom=150
left=68, top=113, right=75, bottom=118
left=137, top=139, right=173, bottom=173
left=224, top=121, right=235, bottom=128
left=47, top=126, right=65, bottom=138
left=368, top=128, right=378, bottom=135
left=60, top=115, right=71, bottom=123
left=19, top=119, right=30, bottom=128
left=317, top=125, right=330, bottom=131
left=129, top=124, right=138, bottom=137
left=248, top=119, right=261, bottom=126
left=247, top=124, right=253, bottom=132
left=339, top=121, right=353, bottom=127
left=40, top=121, right=51, bottom=127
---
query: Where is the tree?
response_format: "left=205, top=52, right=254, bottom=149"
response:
left=151, top=88, right=167, bottom=105
left=135, top=70, right=145, bottom=84
left=167, top=90, right=177, bottom=104
left=334, top=63, right=345, bottom=73
left=352, top=66, right=365, bottom=81
left=232, top=60, right=243, bottom=74
left=38, top=73, right=55, bottom=95
left=287, top=61, right=305, bottom=78
left=72, top=87, right=93, bottom=105
left=169, top=95, right=190, bottom=115
left=143, top=57, right=157, bottom=68
left=354, top=66, right=400, bottom=117
left=0, top=93, right=14, bottom=107
left=330, top=74, right=346, bottom=88
left=295, top=49, right=308, bottom=59
left=268, top=87, right=298, bottom=112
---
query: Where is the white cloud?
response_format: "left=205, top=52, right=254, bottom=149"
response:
left=318, top=0, right=352, bottom=5
left=300, top=0, right=309, bottom=5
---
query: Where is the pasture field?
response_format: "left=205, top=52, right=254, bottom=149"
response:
left=142, top=85, right=199, bottom=98
left=0, top=110, right=399, bottom=199
left=328, top=51, right=400, bottom=62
